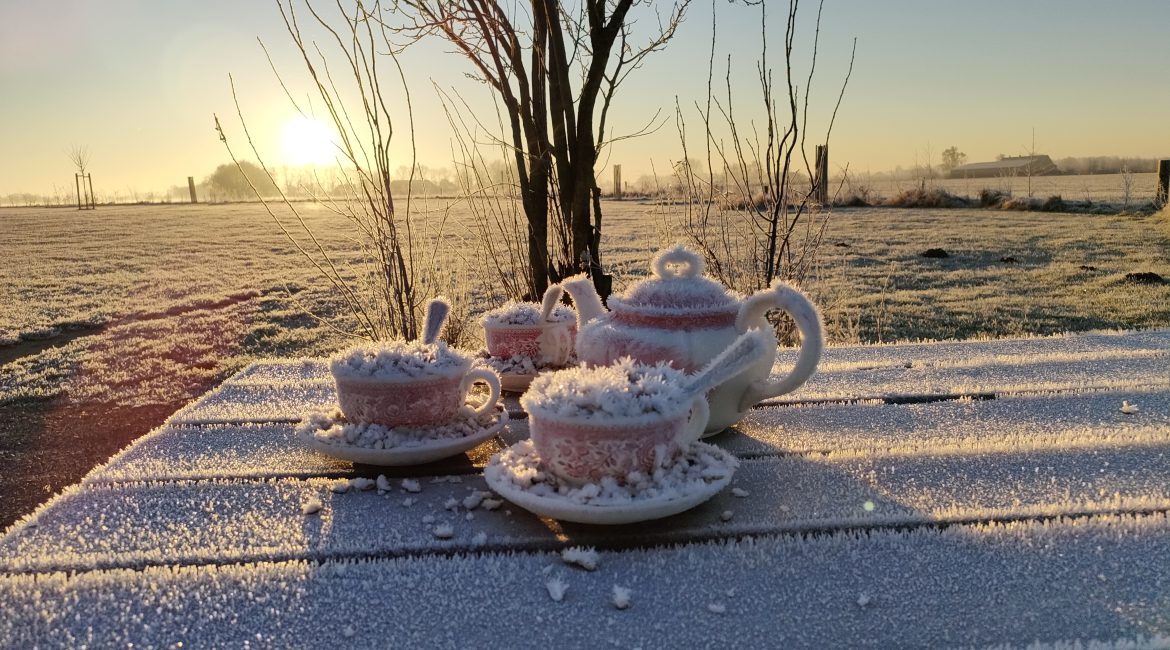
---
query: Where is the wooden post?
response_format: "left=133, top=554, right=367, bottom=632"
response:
left=1157, top=160, right=1169, bottom=208
left=814, top=145, right=829, bottom=204
left=75, top=173, right=82, bottom=210
left=86, top=174, right=95, bottom=209
left=188, top=176, right=198, bottom=204
left=613, top=165, right=622, bottom=199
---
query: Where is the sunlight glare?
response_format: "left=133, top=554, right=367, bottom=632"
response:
left=281, top=116, right=335, bottom=166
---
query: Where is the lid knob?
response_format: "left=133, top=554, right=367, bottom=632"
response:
left=651, top=245, right=705, bottom=280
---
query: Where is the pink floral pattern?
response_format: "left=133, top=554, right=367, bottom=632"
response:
left=485, top=323, right=576, bottom=360
left=530, top=415, right=686, bottom=483
left=334, top=374, right=464, bottom=427
left=613, top=309, right=736, bottom=331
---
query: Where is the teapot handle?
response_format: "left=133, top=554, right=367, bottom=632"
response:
left=734, top=281, right=824, bottom=409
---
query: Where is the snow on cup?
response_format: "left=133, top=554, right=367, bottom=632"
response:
left=519, top=358, right=710, bottom=484
left=330, top=340, right=501, bottom=428
left=481, top=300, right=576, bottom=366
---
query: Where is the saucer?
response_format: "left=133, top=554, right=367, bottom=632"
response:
left=474, top=349, right=576, bottom=394
left=500, top=372, right=536, bottom=393
left=484, top=440, right=737, bottom=525
left=297, top=405, right=507, bottom=466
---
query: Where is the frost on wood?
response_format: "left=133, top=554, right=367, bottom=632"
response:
left=329, top=340, right=468, bottom=380
left=612, top=585, right=632, bottom=610
left=545, top=576, right=569, bottom=603
left=1120, top=401, right=1139, bottom=414
left=561, top=547, right=599, bottom=571
left=301, top=497, right=323, bottom=516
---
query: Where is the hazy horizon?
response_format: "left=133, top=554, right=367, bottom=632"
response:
left=3, top=0, right=1169, bottom=198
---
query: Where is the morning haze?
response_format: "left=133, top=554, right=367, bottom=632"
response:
left=1, top=0, right=1168, bottom=200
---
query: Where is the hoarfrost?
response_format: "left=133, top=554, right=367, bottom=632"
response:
left=561, top=547, right=600, bottom=571
left=480, top=301, right=576, bottom=326
left=707, top=603, right=726, bottom=615
left=612, top=586, right=632, bottom=610
left=401, top=479, right=421, bottom=493
left=301, top=497, right=323, bottom=516
left=521, top=358, right=692, bottom=421
left=731, top=487, right=749, bottom=498
left=546, top=576, right=569, bottom=602
left=329, top=340, right=467, bottom=379
left=432, top=524, right=454, bottom=539
left=1120, top=401, right=1140, bottom=414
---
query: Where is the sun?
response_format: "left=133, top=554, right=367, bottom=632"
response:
left=280, top=116, right=335, bottom=166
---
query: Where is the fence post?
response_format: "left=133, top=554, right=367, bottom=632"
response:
left=814, top=145, right=829, bottom=204
left=613, top=165, right=622, bottom=199
left=1157, top=160, right=1169, bottom=208
left=188, top=176, right=199, bottom=204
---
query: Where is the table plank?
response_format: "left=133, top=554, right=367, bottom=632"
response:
left=723, top=386, right=1170, bottom=457
left=84, top=422, right=506, bottom=485
left=3, top=512, right=1167, bottom=648
left=7, top=442, right=1170, bottom=574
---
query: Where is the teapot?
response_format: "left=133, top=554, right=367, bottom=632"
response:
left=561, top=245, right=823, bottom=434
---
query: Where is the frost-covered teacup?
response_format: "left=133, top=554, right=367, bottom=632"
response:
left=481, top=301, right=576, bottom=366
left=519, top=359, right=709, bottom=484
left=330, top=340, right=501, bottom=428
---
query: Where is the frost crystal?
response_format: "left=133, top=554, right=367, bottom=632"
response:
left=1120, top=400, right=1140, bottom=414
left=481, top=498, right=503, bottom=511
left=561, top=547, right=600, bottom=571
left=376, top=475, right=393, bottom=492
left=481, top=301, right=576, bottom=326
left=444, top=498, right=460, bottom=511
left=329, top=340, right=467, bottom=379
left=471, top=531, right=488, bottom=546
left=707, top=603, right=726, bottom=614
left=720, top=510, right=734, bottom=522
left=857, top=593, right=872, bottom=608
left=433, top=524, right=454, bottom=539
left=462, top=491, right=488, bottom=511
left=401, top=479, right=422, bottom=493
left=350, top=477, right=375, bottom=491
left=301, top=497, right=323, bottom=515
left=546, top=576, right=569, bottom=602
left=329, top=480, right=351, bottom=494
left=731, top=487, right=749, bottom=498
left=612, top=586, right=632, bottom=610
left=521, top=358, right=692, bottom=421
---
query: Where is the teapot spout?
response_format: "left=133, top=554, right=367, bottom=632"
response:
left=561, top=273, right=608, bottom=327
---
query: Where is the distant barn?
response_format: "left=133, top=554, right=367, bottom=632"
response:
left=948, top=155, right=1059, bottom=179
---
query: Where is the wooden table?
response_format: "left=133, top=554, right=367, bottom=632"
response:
left=3, top=330, right=1170, bottom=648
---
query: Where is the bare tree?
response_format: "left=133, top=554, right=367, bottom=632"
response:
left=217, top=0, right=444, bottom=342
left=391, top=0, right=690, bottom=297
left=676, top=0, right=855, bottom=295
left=68, top=145, right=91, bottom=176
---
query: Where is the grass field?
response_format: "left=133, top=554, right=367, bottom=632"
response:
left=2, top=201, right=1169, bottom=528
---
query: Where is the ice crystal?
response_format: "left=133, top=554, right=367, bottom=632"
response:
left=561, top=547, right=599, bottom=571
left=329, top=340, right=467, bottom=379
left=612, top=586, right=632, bottom=610
left=480, top=301, right=576, bottom=326
left=545, top=576, right=569, bottom=602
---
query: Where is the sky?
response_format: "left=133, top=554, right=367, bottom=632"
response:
left=2, top=0, right=1169, bottom=198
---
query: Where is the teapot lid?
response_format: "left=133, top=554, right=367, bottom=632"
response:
left=611, top=245, right=738, bottom=314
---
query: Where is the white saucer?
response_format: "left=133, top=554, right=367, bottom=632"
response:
left=484, top=441, right=737, bottom=525
left=297, top=406, right=507, bottom=466
left=500, top=371, right=536, bottom=393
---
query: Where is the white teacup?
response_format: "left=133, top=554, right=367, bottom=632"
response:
left=481, top=301, right=576, bottom=366
left=520, top=360, right=708, bottom=483
left=330, top=341, right=501, bottom=428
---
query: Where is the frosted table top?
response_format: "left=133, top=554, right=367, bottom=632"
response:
left=3, top=329, right=1169, bottom=648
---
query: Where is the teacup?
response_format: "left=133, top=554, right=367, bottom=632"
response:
left=481, top=301, right=576, bottom=366
left=520, top=360, right=709, bottom=483
left=330, top=340, right=501, bottom=428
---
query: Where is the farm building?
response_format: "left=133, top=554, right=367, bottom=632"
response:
left=948, top=155, right=1059, bottom=179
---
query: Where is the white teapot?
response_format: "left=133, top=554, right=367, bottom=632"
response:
left=561, top=245, right=824, bottom=433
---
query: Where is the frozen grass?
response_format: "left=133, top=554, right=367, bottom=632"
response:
left=1, top=201, right=1169, bottom=526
